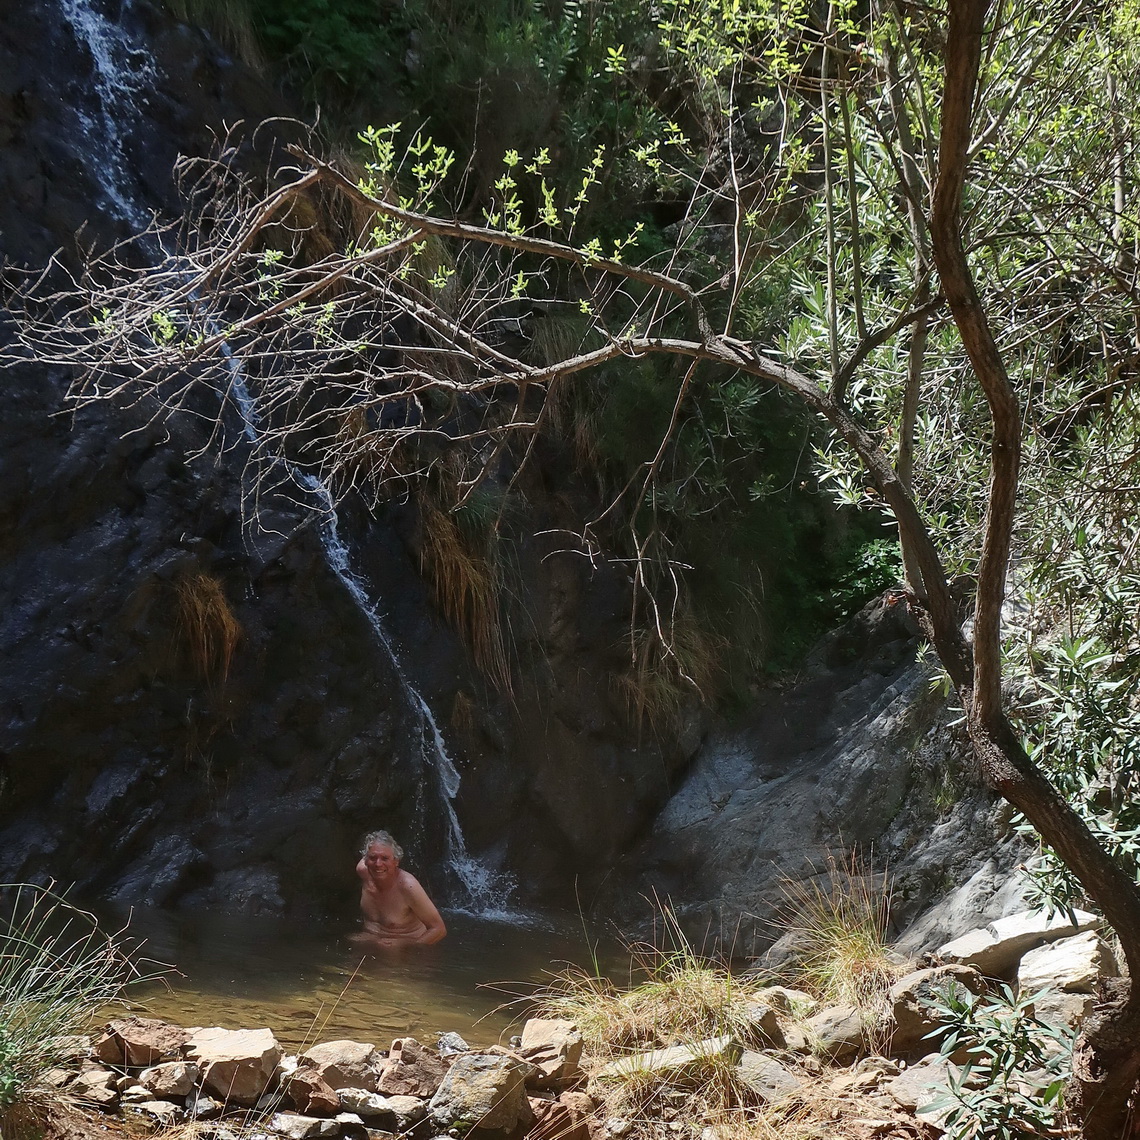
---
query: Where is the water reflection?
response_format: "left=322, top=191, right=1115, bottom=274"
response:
left=99, top=907, right=614, bottom=1050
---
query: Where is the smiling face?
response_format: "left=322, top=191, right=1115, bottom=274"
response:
left=364, top=842, right=399, bottom=885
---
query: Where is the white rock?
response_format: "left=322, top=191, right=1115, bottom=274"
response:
left=596, top=1036, right=740, bottom=1079
left=1017, top=931, right=1118, bottom=994
left=337, top=1087, right=396, bottom=1118
left=268, top=1112, right=340, bottom=1139
left=938, top=908, right=1098, bottom=975
left=185, top=1026, right=282, bottom=1106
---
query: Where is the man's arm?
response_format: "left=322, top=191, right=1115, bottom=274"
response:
left=403, top=874, right=447, bottom=944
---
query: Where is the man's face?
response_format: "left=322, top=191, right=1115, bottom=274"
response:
left=365, top=843, right=398, bottom=883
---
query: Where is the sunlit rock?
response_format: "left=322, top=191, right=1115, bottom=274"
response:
left=1017, top=930, right=1118, bottom=994
left=429, top=1053, right=532, bottom=1133
left=185, top=1026, right=282, bottom=1106
left=937, top=908, right=1098, bottom=975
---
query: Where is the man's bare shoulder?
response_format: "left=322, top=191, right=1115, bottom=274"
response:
left=396, top=868, right=423, bottom=892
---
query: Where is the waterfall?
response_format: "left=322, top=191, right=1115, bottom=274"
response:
left=296, top=476, right=516, bottom=915
left=58, top=0, right=153, bottom=228
left=53, top=0, right=515, bottom=917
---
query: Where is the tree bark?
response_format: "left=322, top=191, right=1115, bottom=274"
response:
left=932, top=2, right=1140, bottom=1135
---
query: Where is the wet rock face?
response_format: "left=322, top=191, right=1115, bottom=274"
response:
left=619, top=594, right=1031, bottom=953
left=0, top=0, right=696, bottom=916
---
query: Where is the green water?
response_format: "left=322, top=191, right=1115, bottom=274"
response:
left=101, top=907, right=615, bottom=1052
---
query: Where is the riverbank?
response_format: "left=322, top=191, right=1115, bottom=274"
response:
left=25, top=905, right=1116, bottom=1140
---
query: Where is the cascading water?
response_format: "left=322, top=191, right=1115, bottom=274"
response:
left=296, top=476, right=517, bottom=916
left=52, top=0, right=515, bottom=916
left=57, top=0, right=153, bottom=228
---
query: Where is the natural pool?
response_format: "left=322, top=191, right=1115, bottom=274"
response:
left=100, top=906, right=619, bottom=1051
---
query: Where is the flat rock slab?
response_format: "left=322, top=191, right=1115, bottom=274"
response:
left=938, top=908, right=1098, bottom=975
left=337, top=1088, right=397, bottom=1120
left=268, top=1112, right=340, bottom=1139
left=186, top=1026, right=282, bottom=1106
left=596, top=1036, right=740, bottom=1080
left=1017, top=931, right=1118, bottom=995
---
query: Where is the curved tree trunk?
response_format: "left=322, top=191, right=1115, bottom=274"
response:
left=933, top=2, right=1140, bottom=1135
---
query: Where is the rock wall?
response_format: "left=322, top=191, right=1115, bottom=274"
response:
left=610, top=595, right=1029, bottom=956
left=0, top=0, right=695, bottom=915
left=0, top=0, right=1025, bottom=937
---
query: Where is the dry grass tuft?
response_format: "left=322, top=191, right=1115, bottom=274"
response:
left=160, top=0, right=267, bottom=73
left=615, top=614, right=724, bottom=736
left=174, top=572, right=242, bottom=686
left=776, top=852, right=905, bottom=1030
left=418, top=490, right=511, bottom=693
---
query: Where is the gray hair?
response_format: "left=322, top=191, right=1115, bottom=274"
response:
left=361, top=830, right=403, bottom=860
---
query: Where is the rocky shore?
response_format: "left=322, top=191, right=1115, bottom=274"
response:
left=45, top=907, right=1121, bottom=1140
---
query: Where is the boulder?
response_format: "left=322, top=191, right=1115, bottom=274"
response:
left=288, top=1067, right=341, bottom=1115
left=1029, top=989, right=1096, bottom=1030
left=735, top=1052, right=802, bottom=1104
left=888, top=965, right=983, bottom=1053
left=739, top=1003, right=785, bottom=1048
left=300, top=1040, right=381, bottom=1092
left=101, top=1017, right=188, bottom=1066
left=438, top=1032, right=470, bottom=1057
left=377, top=1037, right=448, bottom=1098
left=595, top=1036, right=740, bottom=1080
left=429, top=1054, right=532, bottom=1133
left=937, top=908, right=1098, bottom=975
left=337, top=1088, right=397, bottom=1121
left=519, top=1019, right=585, bottom=1085
left=268, top=1112, right=340, bottom=1139
left=528, top=1096, right=592, bottom=1140
left=802, top=1005, right=866, bottom=1063
left=185, top=1026, right=282, bottom=1106
left=385, top=1094, right=428, bottom=1130
left=139, top=1060, right=199, bottom=1098
left=1017, top=931, right=1118, bottom=994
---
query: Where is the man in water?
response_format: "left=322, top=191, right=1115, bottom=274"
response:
left=353, top=830, right=447, bottom=947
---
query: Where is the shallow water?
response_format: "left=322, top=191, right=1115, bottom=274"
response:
left=100, top=907, right=616, bottom=1051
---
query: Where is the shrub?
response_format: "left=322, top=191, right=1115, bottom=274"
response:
left=919, top=981, right=1074, bottom=1140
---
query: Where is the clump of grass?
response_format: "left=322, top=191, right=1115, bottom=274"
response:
left=0, top=885, right=151, bottom=1133
left=615, top=611, right=725, bottom=737
left=777, top=852, right=904, bottom=1017
left=417, top=487, right=511, bottom=693
left=175, top=571, right=242, bottom=686
left=534, top=909, right=771, bottom=1121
